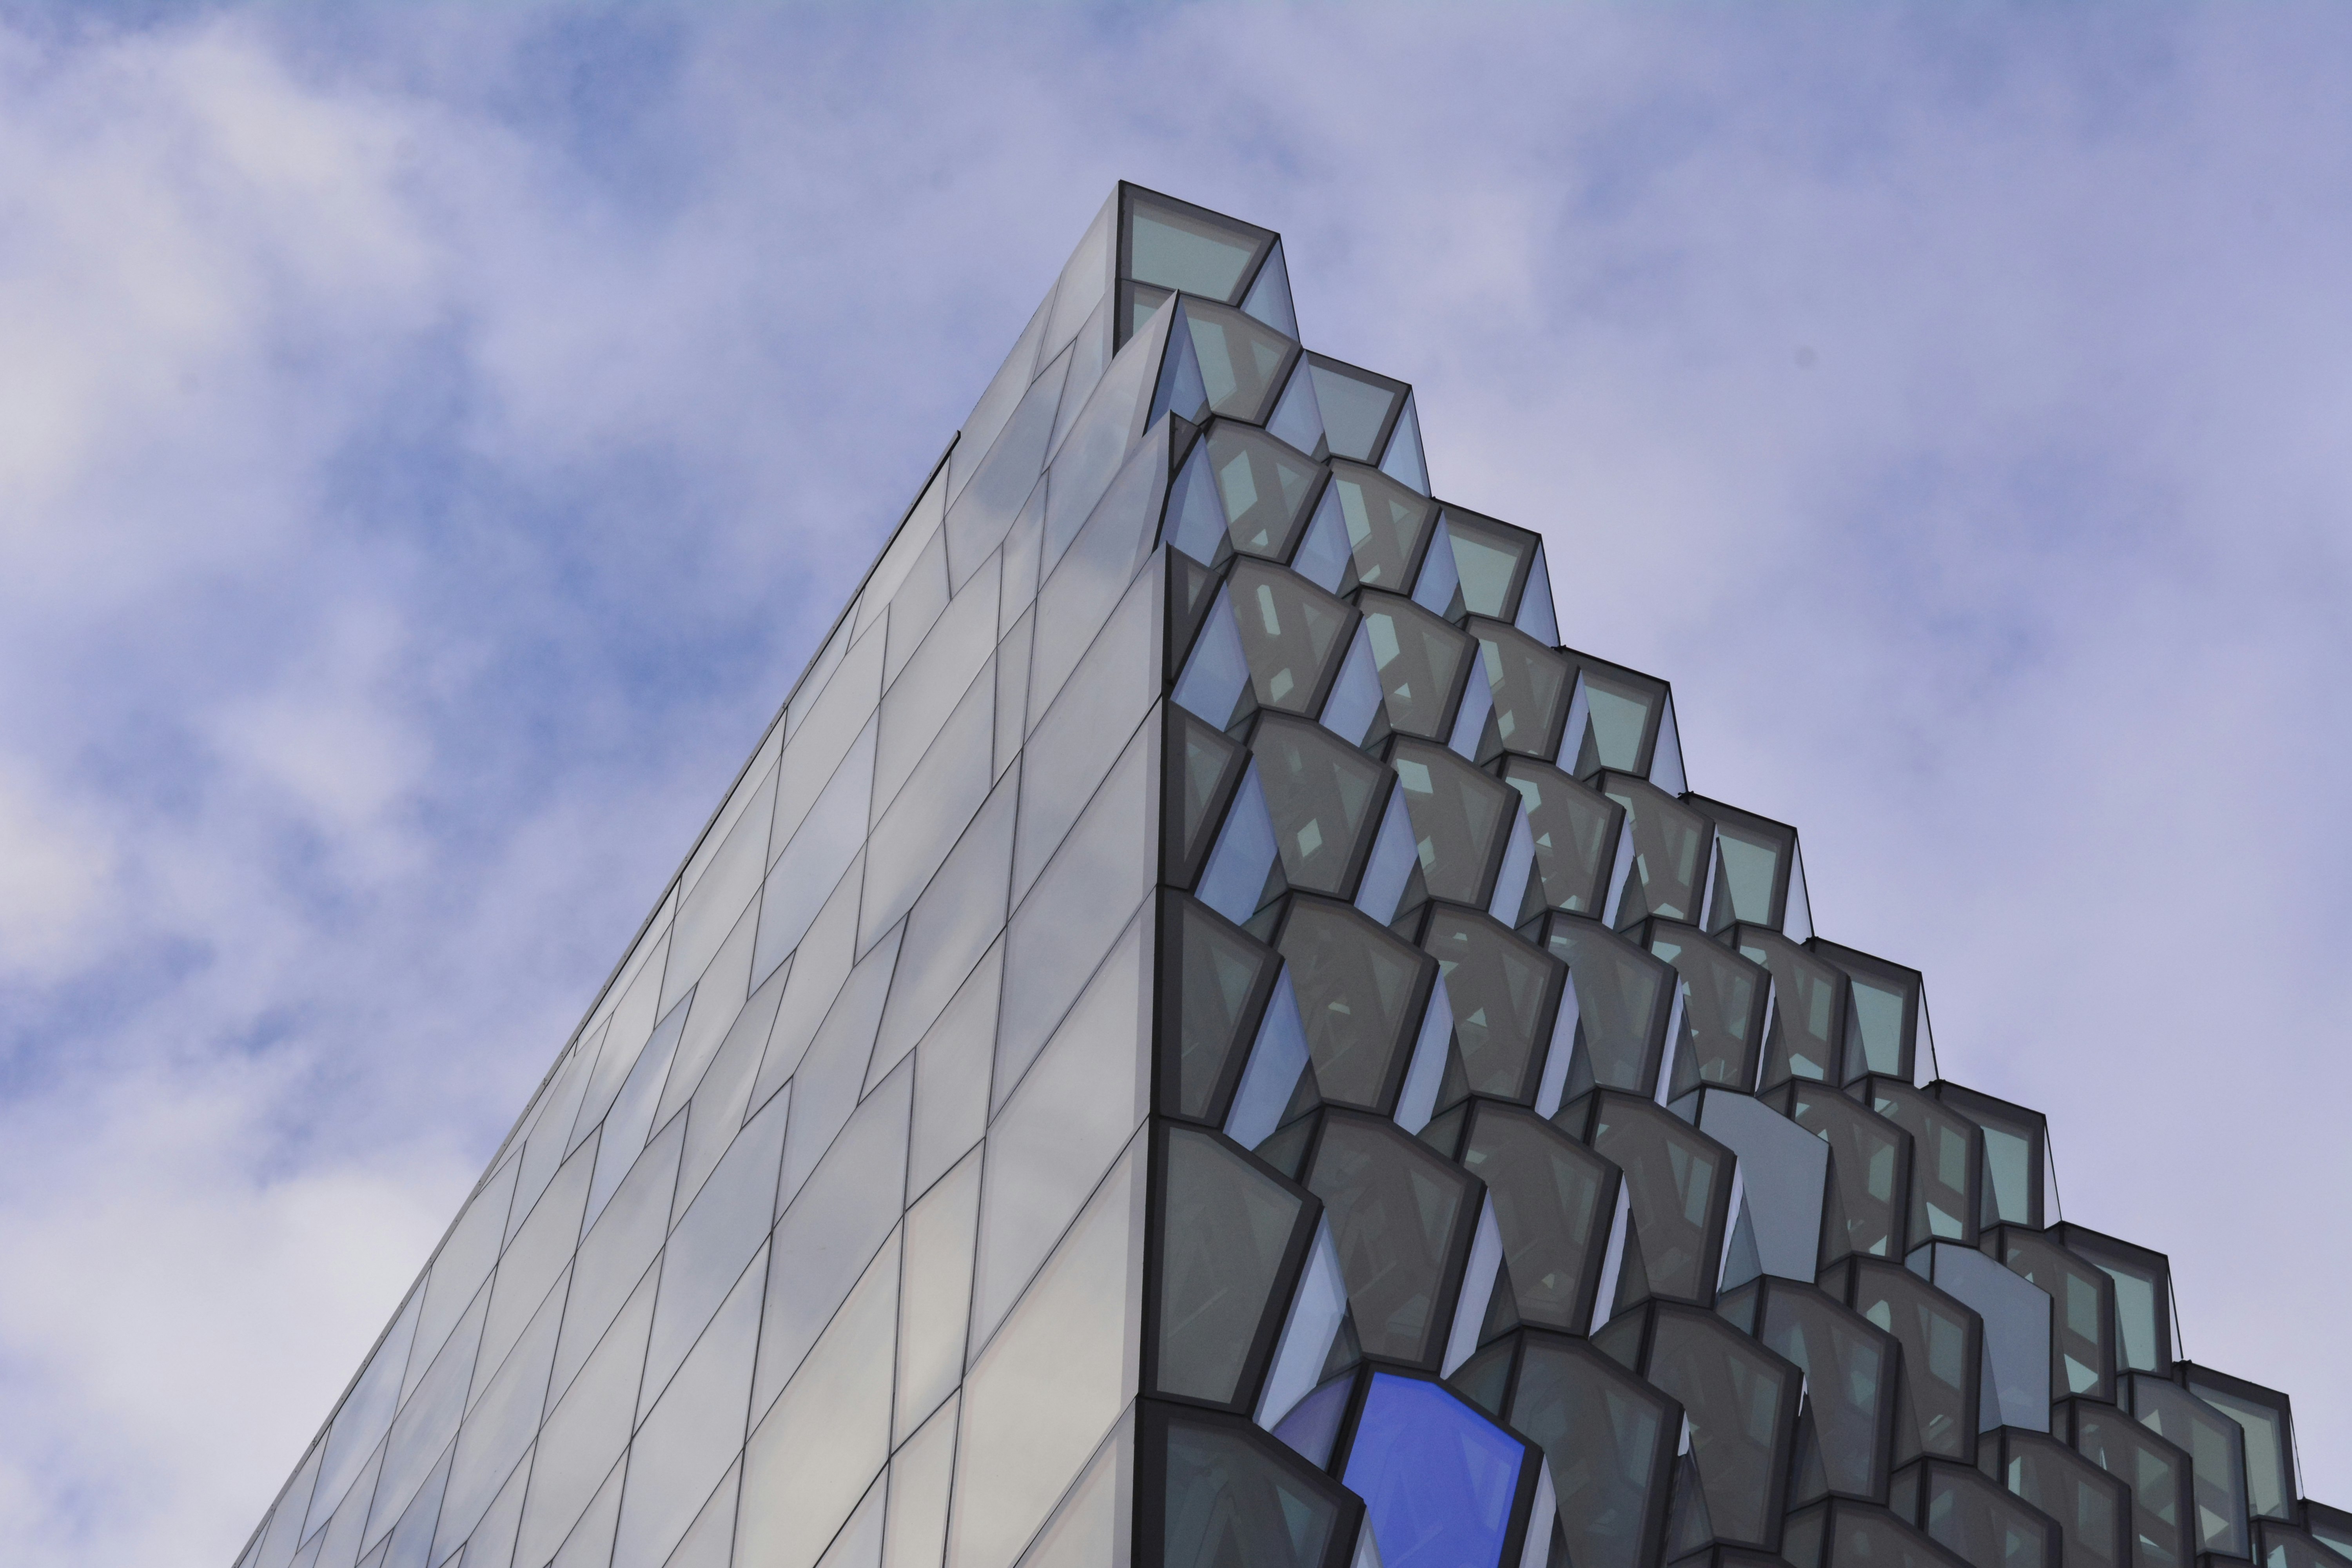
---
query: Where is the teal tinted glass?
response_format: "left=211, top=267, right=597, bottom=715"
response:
left=1157, top=1128, right=1304, bottom=1403
left=1131, top=199, right=1261, bottom=301
left=1309, top=361, right=1401, bottom=463
left=1714, top=826, right=1782, bottom=927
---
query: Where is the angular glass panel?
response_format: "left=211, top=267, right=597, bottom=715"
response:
left=1822, top=1258, right=1982, bottom=1467
left=1684, top=797, right=1797, bottom=935
left=453, top=1436, right=530, bottom=1568
left=1340, top=1373, right=1530, bottom=1568
left=1987, top=1228, right=2112, bottom=1402
left=1626, top=1305, right=1800, bottom=1548
left=1503, top=760, right=1620, bottom=917
left=865, top=664, right=995, bottom=952
left=1184, top=298, right=1299, bottom=424
left=382, top=1441, right=453, bottom=1568
left=1390, top=738, right=1511, bottom=906
left=1911, top=1244, right=2048, bottom=1433
left=2181, top=1366, right=2296, bottom=1523
left=951, top=296, right=1051, bottom=511
left=908, top=939, right=1003, bottom=1201
left=884, top=527, right=954, bottom=692
left=2300, top=1503, right=2352, bottom=1564
left=408, top=1158, right=519, bottom=1401
left=773, top=623, right=886, bottom=860
left=1167, top=705, right=1246, bottom=889
left=1493, top=1334, right=1675, bottom=1568
left=1015, top=560, right=1159, bottom=900
left=1275, top=895, right=1437, bottom=1114
left=436, top=1265, right=564, bottom=1562
left=1779, top=1083, right=1910, bottom=1263
left=1355, top=590, right=1471, bottom=742
left=1162, top=893, right=1280, bottom=1124
left=1422, top=906, right=1565, bottom=1105
left=1044, top=192, right=1116, bottom=363
left=1569, top=1094, right=1731, bottom=1310
left=615, top=1244, right=765, bottom=1568
left=1811, top=940, right=1923, bottom=1085
left=1205, top=420, right=1323, bottom=560
left=1540, top=915, right=1673, bottom=1099
left=2064, top=1399, right=2193, bottom=1568
left=659, top=1459, right=742, bottom=1568
left=1034, top=422, right=1169, bottom=717
left=1229, top=560, right=1355, bottom=719
left=883, top=1395, right=960, bottom=1568
left=1738, top=927, right=1848, bottom=1093
left=1301, top=1111, right=1478, bottom=1367
left=947, top=353, right=1068, bottom=586
left=737, top=1232, right=898, bottom=1568
left=1470, top=619, right=1570, bottom=762
left=1734, top=1280, right=1898, bottom=1503
left=1597, top=773, right=1707, bottom=928
left=1863, top=1079, right=1981, bottom=1250
left=1563, top=655, right=1667, bottom=781
left=1318, top=459, right=1434, bottom=591
left=664, top=766, right=776, bottom=1015
left=1125, top=186, right=1270, bottom=303
left=1642, top=921, right=1767, bottom=1098
left=1934, top=1085, right=2045, bottom=1232
left=1978, top=1429, right=2130, bottom=1568
left=584, top=990, right=691, bottom=1232
left=1250, top=715, right=1388, bottom=898
left=309, top=1288, right=423, bottom=1538
left=643, top=1087, right=789, bottom=1418
left=897, top=1147, right=982, bottom=1444
left=2051, top=1225, right=2172, bottom=1376
left=877, top=557, right=1003, bottom=819
left=1379, top=391, right=1428, bottom=495
left=2125, top=1374, right=2252, bottom=1557
left=1265, top=352, right=1328, bottom=465
left=868, top=765, right=1017, bottom=1090
left=313, top=1434, right=387, bottom=1568
left=515, top=1263, right=656, bottom=1568
left=952, top=1143, right=1144, bottom=1568
left=550, top=1116, right=682, bottom=1406
left=657, top=899, right=762, bottom=1130
left=257, top=1443, right=324, bottom=1568
left=1156, top=1126, right=1310, bottom=1405
left=1460, top=1107, right=1616, bottom=1333
left=1307, top=357, right=1405, bottom=465
left=1891, top=1457, right=2059, bottom=1568
left=676, top=958, right=786, bottom=1217
left=1149, top=1404, right=1352, bottom=1568
left=546, top=1457, right=625, bottom=1568
left=1047, top=294, right=1114, bottom=468
left=756, top=722, right=877, bottom=986
left=368, top=1279, right=489, bottom=1552
left=773, top=924, right=900, bottom=1220
left=1439, top=508, right=1538, bottom=621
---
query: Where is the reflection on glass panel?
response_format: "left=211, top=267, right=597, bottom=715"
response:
left=1162, top=893, right=1280, bottom=1124
left=2299, top=1504, right=2352, bottom=1567
left=1726, top=1279, right=1898, bottom=1504
left=1184, top=300, right=1300, bottom=425
left=1934, top=1085, right=2046, bottom=1231
left=1390, top=739, right=1513, bottom=906
left=1204, top=420, right=1323, bottom=561
left=1642, top=920, right=1767, bottom=1098
left=2051, top=1225, right=2172, bottom=1376
left=1307, top=357, right=1406, bottom=465
left=1504, top=760, right=1619, bottom=917
left=1683, top=797, right=1796, bottom=934
left=1784, top=1499, right=1967, bottom=1568
left=1599, top=773, right=1708, bottom=927
left=1541, top=915, right=1673, bottom=1098
left=1321, top=460, right=1436, bottom=591
left=1862, top=1078, right=1981, bottom=1251
left=1564, top=654, right=1668, bottom=780
left=1229, top=561, right=1355, bottom=718
left=1355, top=591, right=1472, bottom=742
left=1891, top=1457, right=2060, bottom=1568
left=1615, top=1304, right=1800, bottom=1548
left=1437, top=507, right=1538, bottom=621
left=1490, top=1332, right=1675, bottom=1568
left=1156, top=1127, right=1311, bottom=1406
left=1987, top=1228, right=2112, bottom=1401
left=1338, top=1372, right=1532, bottom=1568
left=2063, top=1399, right=2193, bottom=1568
left=1301, top=1111, right=1479, bottom=1367
left=1978, top=1429, right=2131, bottom=1568
left=1808, top=940, right=1922, bottom=1085
left=2259, top=1523, right=2350, bottom=1568
left=1421, top=907, right=1565, bottom=1105
left=1778, top=1084, right=1909, bottom=1263
left=1564, top=1092, right=1731, bottom=1310
left=1738, top=927, right=1848, bottom=1093
left=1459, top=1106, right=1617, bottom=1333
left=1470, top=619, right=1571, bottom=762
left=2125, top=1374, right=2253, bottom=1557
left=1822, top=1257, right=1981, bottom=1466
left=2181, top=1367, right=2296, bottom=1523
left=1165, top=708, right=1245, bottom=889
left=1126, top=189, right=1270, bottom=302
left=1147, top=1403, right=1355, bottom=1568
left=1275, top=895, right=1437, bottom=1114
left=1250, top=716, right=1389, bottom=897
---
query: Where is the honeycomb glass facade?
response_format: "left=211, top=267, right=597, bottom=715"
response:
left=232, top=185, right=2343, bottom=1568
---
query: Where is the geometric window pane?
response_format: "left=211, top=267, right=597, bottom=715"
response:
left=1820, top=1257, right=1982, bottom=1468
left=1155, top=1126, right=1310, bottom=1408
left=1642, top=920, right=1766, bottom=1098
left=1358, top=590, right=1473, bottom=743
left=1147, top=1403, right=1354, bottom=1568
left=1186, top=300, right=1299, bottom=425
left=2123, top=1374, right=2252, bottom=1559
left=1730, top=1279, right=1899, bottom=1504
left=1275, top=896, right=1437, bottom=1114
left=1808, top=941, right=1921, bottom=1085
left=1890, top=1457, right=2061, bottom=1568
left=1616, top=1304, right=1801, bottom=1550
left=1739, top=927, right=1849, bottom=1094
left=1541, top=915, right=1673, bottom=1099
left=1471, top=619, right=1571, bottom=763
left=1229, top=560, right=1354, bottom=719
left=1598, top=773, right=1709, bottom=927
left=1862, top=1079, right=1981, bottom=1252
left=1567, top=658, right=1668, bottom=781
left=1309, top=363, right=1406, bottom=467
left=1988, top=1228, right=2113, bottom=1402
left=1570, top=1093, right=1732, bottom=1311
left=1390, top=739, right=1514, bottom=907
left=2180, top=1367, right=2296, bottom=1523
left=1251, top=715, right=1390, bottom=897
left=1978, top=1428, right=2131, bottom=1568
left=1421, top=907, right=1565, bottom=1105
left=1337, top=1372, right=1531, bottom=1568
left=2063, top=1399, right=2194, bottom=1568
left=1439, top=508, right=1539, bottom=622
left=1301, top=1111, right=1479, bottom=1368
left=1459, top=1104, right=1616, bottom=1334
left=1205, top=420, right=1323, bottom=561
left=1163, top=894, right=1279, bottom=1124
left=2051, top=1225, right=2172, bottom=1376
left=1503, top=759, right=1620, bottom=917
left=1500, top=1334, right=1675, bottom=1568
left=1126, top=188, right=1270, bottom=303
left=1319, top=459, right=1434, bottom=590
left=1779, top=1084, right=1911, bottom=1263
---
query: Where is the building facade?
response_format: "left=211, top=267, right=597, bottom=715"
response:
left=233, top=185, right=2347, bottom=1568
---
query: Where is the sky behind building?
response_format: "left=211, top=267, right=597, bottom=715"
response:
left=2, top=6, right=2348, bottom=1566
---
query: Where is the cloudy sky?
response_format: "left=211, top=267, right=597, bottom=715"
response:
left=3, top=4, right=2349, bottom=1564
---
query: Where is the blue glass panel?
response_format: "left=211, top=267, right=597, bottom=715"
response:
left=1341, top=1374, right=1525, bottom=1568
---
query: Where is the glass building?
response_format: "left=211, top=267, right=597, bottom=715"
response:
left=232, top=185, right=2344, bottom=1568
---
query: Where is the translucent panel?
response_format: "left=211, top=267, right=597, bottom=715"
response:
left=1641, top=1307, right=1800, bottom=1546
left=676, top=958, right=787, bottom=1220
left=869, top=766, right=1018, bottom=1089
left=1461, top=1105, right=1615, bottom=1333
left=664, top=766, right=775, bottom=1014
left=314, top=1438, right=385, bottom=1568
left=951, top=298, right=1050, bottom=511
left=1379, top=392, right=1428, bottom=496
left=973, top=911, right=1150, bottom=1354
left=1272, top=895, right=1434, bottom=1113
left=1388, top=739, right=1509, bottom=905
left=751, top=860, right=865, bottom=1129
left=1434, top=508, right=1537, bottom=621
left=2051, top=1225, right=2171, bottom=1375
left=1866, top=1080, right=1980, bottom=1250
left=1308, top=359, right=1405, bottom=465
left=995, top=719, right=1154, bottom=1102
left=1221, top=968, right=1312, bottom=1152
left=454, top=1437, right=529, bottom=1568
left=1156, top=1125, right=1308, bottom=1405
left=788, top=619, right=857, bottom=747
left=1047, top=295, right=1113, bottom=465
left=2125, top=1374, right=2252, bottom=1556
left=1502, top=1335, right=1675, bottom=1568
left=2301, top=1504, right=2352, bottom=1564
left=1266, top=354, right=1328, bottom=468
left=946, top=348, right=1071, bottom=581
left=659, top=1459, right=742, bottom=1568
left=585, top=991, right=690, bottom=1232
left=1912, top=1243, right=2049, bottom=1432
left=1933, top=1085, right=2045, bottom=1232
left=995, top=608, right=1033, bottom=779
left=1988, top=1229, right=2112, bottom=1402
left=2066, top=1401, right=2192, bottom=1568
left=1195, top=762, right=1279, bottom=926
left=1251, top=715, right=1387, bottom=897
left=1320, top=460, right=1434, bottom=591
left=1737, top=927, right=1847, bottom=1093
left=515, top=1263, right=656, bottom=1568
left=1781, top=1084, right=1909, bottom=1263
left=776, top=924, right=904, bottom=1213
left=508, top=1047, right=599, bottom=1250
left=1303, top=1112, right=1477, bottom=1367
left=1152, top=1405, right=1350, bottom=1568
left=382, top=1440, right=453, bottom=1568
left=1740, top=1281, right=1897, bottom=1502
left=546, top=1457, right=624, bottom=1568
left=884, top=1396, right=960, bottom=1568
left=550, top=1114, right=682, bottom=1406
left=1572, top=1093, right=1730, bottom=1310
left=1045, top=192, right=1116, bottom=362
left=773, top=623, right=886, bottom=860
left=908, top=939, right=1004, bottom=1201
left=1172, top=590, right=1250, bottom=731
left=1014, top=563, right=1160, bottom=901
left=1564, top=658, right=1666, bottom=780
left=1342, top=1373, right=1528, bottom=1568
left=1824, top=1258, right=1980, bottom=1466
left=1891, top=1457, right=2058, bottom=1568
left=1229, top=560, right=1355, bottom=719
left=1149, top=305, right=1214, bottom=430
left=309, top=1288, right=423, bottom=1538
left=864, top=667, right=995, bottom=953
left=756, top=723, right=877, bottom=987
left=1127, top=188, right=1268, bottom=302
left=1205, top=420, right=1322, bottom=560
left=1514, top=544, right=1559, bottom=645
left=1688, top=1093, right=1826, bottom=1287
left=1471, top=621, right=1570, bottom=762
left=643, top=1087, right=790, bottom=1416
left=1165, top=435, right=1230, bottom=568
left=436, top=1267, right=564, bottom=1563
left=1163, top=893, right=1279, bottom=1123
left=477, top=1140, right=590, bottom=1400
left=1423, top=907, right=1565, bottom=1104
left=738, top=1233, right=899, bottom=1568
left=368, top=1280, right=489, bottom=1552
left=885, top=528, right=953, bottom=694
left=1810, top=942, right=1922, bottom=1086
left=1038, top=327, right=1167, bottom=592
left=408, top=1159, right=519, bottom=1401
left=1685, top=799, right=1795, bottom=936
left=1644, top=922, right=1766, bottom=1097
left=657, top=899, right=762, bottom=1130
left=949, top=1141, right=1144, bottom=1568
left=1503, top=760, right=1619, bottom=917
left=1597, top=773, right=1707, bottom=928
left=615, top=1245, right=767, bottom=1568
left=1318, top=626, right=1383, bottom=748
left=1540, top=915, right=1672, bottom=1098
left=753, top=1061, right=913, bottom=1419
left=2181, top=1368, right=2295, bottom=1522
left=897, top=1147, right=982, bottom=1443
left=815, top=1472, right=890, bottom=1568
left=1980, top=1430, right=2129, bottom=1568
left=1014, top=1415, right=1127, bottom=1568
left=1258, top=1223, right=1349, bottom=1430
left=877, top=556, right=1003, bottom=820
left=1241, top=237, right=1298, bottom=336
left=1002, top=482, right=1046, bottom=636
left=257, top=1443, right=324, bottom=1568
left=1184, top=298, right=1299, bottom=423
left=1356, top=591, right=1471, bottom=742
